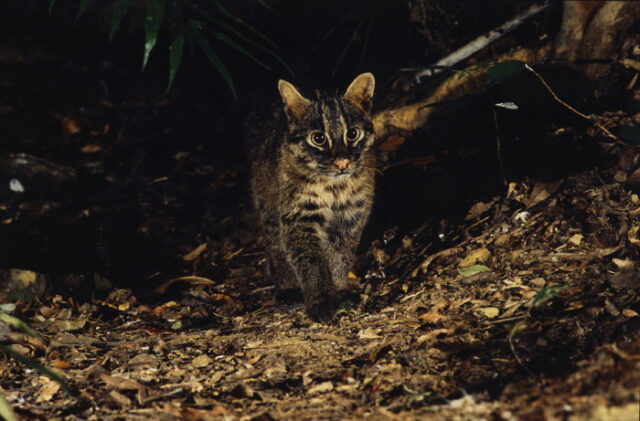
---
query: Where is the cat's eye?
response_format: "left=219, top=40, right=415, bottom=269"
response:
left=345, top=127, right=362, bottom=142
left=308, top=131, right=327, bottom=147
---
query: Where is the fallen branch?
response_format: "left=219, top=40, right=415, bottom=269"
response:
left=408, top=1, right=550, bottom=87
left=373, top=44, right=552, bottom=139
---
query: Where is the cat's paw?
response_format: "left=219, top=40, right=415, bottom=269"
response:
left=305, top=293, right=339, bottom=324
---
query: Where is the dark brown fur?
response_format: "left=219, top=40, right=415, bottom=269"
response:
left=245, top=74, right=376, bottom=323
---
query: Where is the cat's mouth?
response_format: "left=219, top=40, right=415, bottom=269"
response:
left=317, top=158, right=359, bottom=177
left=317, top=166, right=357, bottom=178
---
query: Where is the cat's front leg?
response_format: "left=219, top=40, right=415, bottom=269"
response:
left=282, top=225, right=339, bottom=323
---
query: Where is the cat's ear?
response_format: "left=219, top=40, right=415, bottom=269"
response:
left=278, top=79, right=310, bottom=120
left=344, top=72, right=375, bottom=111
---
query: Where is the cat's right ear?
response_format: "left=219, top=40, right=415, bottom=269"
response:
left=278, top=80, right=310, bottom=120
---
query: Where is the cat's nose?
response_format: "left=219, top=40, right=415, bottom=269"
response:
left=333, top=158, right=350, bottom=172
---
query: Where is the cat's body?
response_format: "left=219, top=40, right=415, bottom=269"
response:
left=245, top=73, right=376, bottom=322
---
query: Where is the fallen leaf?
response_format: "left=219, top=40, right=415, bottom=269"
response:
left=403, top=320, right=422, bottom=329
left=524, top=180, right=563, bottom=207
left=417, top=328, right=449, bottom=344
left=622, top=309, right=638, bottom=317
left=154, top=276, right=215, bottom=294
left=458, top=264, right=492, bottom=277
left=183, top=243, right=207, bottom=262
left=222, top=247, right=244, bottom=261
left=80, top=144, right=102, bottom=154
left=109, top=390, right=132, bottom=407
left=100, top=374, right=145, bottom=391
left=302, top=371, right=313, bottom=386
left=62, top=116, right=81, bottom=135
left=418, top=312, right=447, bottom=323
left=493, top=234, right=511, bottom=247
left=50, top=360, right=72, bottom=369
left=465, top=201, right=491, bottom=220
left=568, top=233, right=583, bottom=246
left=52, top=318, right=86, bottom=332
left=36, top=379, right=60, bottom=402
left=459, top=248, right=491, bottom=267
left=191, top=354, right=212, bottom=368
left=308, top=381, right=334, bottom=394
left=182, top=406, right=228, bottom=420
left=373, top=248, right=389, bottom=265
left=128, top=353, right=159, bottom=366
left=476, top=307, right=500, bottom=318
left=628, top=226, right=640, bottom=244
left=358, top=327, right=381, bottom=339
left=529, top=277, right=546, bottom=287
left=612, top=258, right=635, bottom=270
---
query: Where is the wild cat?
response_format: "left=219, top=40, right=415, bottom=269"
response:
left=245, top=73, right=376, bottom=322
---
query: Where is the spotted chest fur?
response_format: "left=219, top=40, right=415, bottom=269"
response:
left=245, top=73, right=376, bottom=323
left=281, top=163, right=374, bottom=243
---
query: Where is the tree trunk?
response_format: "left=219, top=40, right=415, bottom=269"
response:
left=554, top=0, right=640, bottom=79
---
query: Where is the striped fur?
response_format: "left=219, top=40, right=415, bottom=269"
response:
left=245, top=73, right=376, bottom=323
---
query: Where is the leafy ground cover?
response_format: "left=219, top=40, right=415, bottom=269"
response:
left=1, top=5, right=639, bottom=420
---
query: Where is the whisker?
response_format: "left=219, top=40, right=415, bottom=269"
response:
left=361, top=165, right=384, bottom=176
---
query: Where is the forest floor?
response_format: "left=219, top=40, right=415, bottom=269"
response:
left=2, top=17, right=640, bottom=421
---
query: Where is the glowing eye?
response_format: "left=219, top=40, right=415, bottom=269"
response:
left=346, top=127, right=361, bottom=142
left=309, top=132, right=327, bottom=147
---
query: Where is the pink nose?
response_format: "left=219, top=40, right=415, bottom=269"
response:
left=334, top=159, right=350, bottom=171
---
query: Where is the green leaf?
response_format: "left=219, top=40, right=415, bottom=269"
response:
left=0, top=303, right=16, bottom=313
left=620, top=125, right=640, bottom=145
left=192, top=22, right=236, bottom=100
left=531, top=284, right=564, bottom=307
left=457, top=264, right=492, bottom=277
left=254, top=0, right=273, bottom=10
left=109, top=0, right=134, bottom=42
left=205, top=23, right=293, bottom=76
left=0, top=393, right=18, bottom=421
left=143, top=0, right=167, bottom=71
left=205, top=0, right=277, bottom=49
left=168, top=34, right=184, bottom=90
left=0, top=311, right=41, bottom=338
left=75, top=0, right=92, bottom=23
left=486, top=60, right=526, bottom=86
left=215, top=31, right=270, bottom=69
left=187, top=1, right=293, bottom=76
left=0, top=346, right=71, bottom=397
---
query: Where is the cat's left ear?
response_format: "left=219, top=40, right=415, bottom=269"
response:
left=344, top=72, right=375, bottom=111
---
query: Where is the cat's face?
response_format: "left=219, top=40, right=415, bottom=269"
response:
left=278, top=73, right=375, bottom=178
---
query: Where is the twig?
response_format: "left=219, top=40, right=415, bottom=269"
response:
left=411, top=1, right=550, bottom=86
left=332, top=17, right=366, bottom=76
left=524, top=63, right=622, bottom=143
left=508, top=322, right=535, bottom=376
left=492, top=103, right=508, bottom=188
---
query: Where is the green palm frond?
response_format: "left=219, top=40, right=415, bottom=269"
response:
left=50, top=0, right=292, bottom=97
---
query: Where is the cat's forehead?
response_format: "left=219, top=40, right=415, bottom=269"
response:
left=301, top=91, right=364, bottom=125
